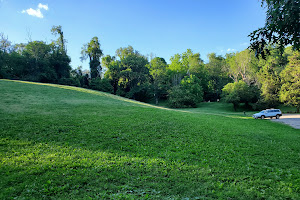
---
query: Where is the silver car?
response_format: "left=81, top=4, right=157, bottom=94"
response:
left=253, top=109, right=282, bottom=119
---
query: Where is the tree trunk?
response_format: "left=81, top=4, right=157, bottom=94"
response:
left=233, top=103, right=237, bottom=111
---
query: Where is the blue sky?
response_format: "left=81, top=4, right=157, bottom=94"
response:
left=0, top=0, right=266, bottom=70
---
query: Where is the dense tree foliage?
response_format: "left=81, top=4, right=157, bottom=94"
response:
left=205, top=53, right=231, bottom=101
left=103, top=46, right=151, bottom=101
left=0, top=27, right=71, bottom=83
left=50, top=25, right=71, bottom=80
left=256, top=47, right=290, bottom=107
left=147, top=57, right=169, bottom=104
left=0, top=27, right=299, bottom=111
left=249, top=0, right=300, bottom=58
left=226, top=49, right=258, bottom=85
left=168, top=75, right=203, bottom=108
left=279, top=51, right=300, bottom=112
left=222, top=81, right=259, bottom=110
left=90, top=78, right=114, bottom=93
left=103, top=55, right=121, bottom=94
left=81, top=37, right=103, bottom=79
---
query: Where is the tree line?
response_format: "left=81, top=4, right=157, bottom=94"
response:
left=1, top=24, right=299, bottom=112
left=0, top=26, right=71, bottom=84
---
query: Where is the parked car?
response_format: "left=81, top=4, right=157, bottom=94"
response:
left=252, top=109, right=282, bottom=119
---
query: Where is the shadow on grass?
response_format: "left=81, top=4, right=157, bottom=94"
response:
left=2, top=137, right=298, bottom=199
left=1, top=79, right=300, bottom=199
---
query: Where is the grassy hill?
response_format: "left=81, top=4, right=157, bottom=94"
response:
left=0, top=79, right=300, bottom=199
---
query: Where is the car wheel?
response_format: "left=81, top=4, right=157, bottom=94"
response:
left=261, top=115, right=265, bottom=119
left=276, top=114, right=280, bottom=119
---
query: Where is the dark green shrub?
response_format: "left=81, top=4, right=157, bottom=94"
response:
left=90, top=78, right=113, bottom=93
left=58, top=77, right=80, bottom=87
left=168, top=75, right=203, bottom=108
left=168, top=86, right=197, bottom=108
left=222, top=81, right=260, bottom=110
left=126, top=84, right=152, bottom=102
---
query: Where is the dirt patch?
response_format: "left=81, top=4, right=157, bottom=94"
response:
left=270, top=114, right=300, bottom=129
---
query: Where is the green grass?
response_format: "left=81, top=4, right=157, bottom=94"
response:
left=181, top=102, right=254, bottom=117
left=0, top=79, right=300, bottom=199
left=152, top=100, right=297, bottom=117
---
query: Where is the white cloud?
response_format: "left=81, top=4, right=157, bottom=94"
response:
left=227, top=48, right=236, bottom=52
left=38, top=3, right=48, bottom=10
left=22, top=3, right=48, bottom=18
left=22, top=8, right=43, bottom=18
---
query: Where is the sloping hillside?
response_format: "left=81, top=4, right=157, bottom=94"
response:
left=1, top=80, right=299, bottom=199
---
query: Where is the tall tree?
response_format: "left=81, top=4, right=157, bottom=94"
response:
left=81, top=37, right=103, bottom=79
left=23, top=41, right=56, bottom=82
left=0, top=33, right=9, bottom=78
left=102, top=55, right=116, bottom=70
left=51, top=25, right=66, bottom=53
left=222, top=81, right=259, bottom=110
left=169, top=49, right=204, bottom=86
left=257, top=46, right=291, bottom=106
left=225, top=49, right=258, bottom=85
left=103, top=55, right=121, bottom=94
left=279, top=51, right=300, bottom=112
left=168, top=75, right=203, bottom=108
left=50, top=25, right=71, bottom=80
left=0, top=33, right=12, bottom=53
left=103, top=46, right=150, bottom=100
left=0, top=33, right=12, bottom=78
left=205, top=53, right=231, bottom=101
left=258, top=65, right=281, bottom=107
left=249, top=0, right=300, bottom=58
left=115, top=45, right=139, bottom=59
left=147, top=57, right=169, bottom=104
left=118, top=54, right=149, bottom=99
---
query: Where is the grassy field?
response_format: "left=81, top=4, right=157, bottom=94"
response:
left=152, top=100, right=297, bottom=117
left=0, top=79, right=300, bottom=199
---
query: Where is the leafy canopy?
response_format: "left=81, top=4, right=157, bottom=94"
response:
left=249, top=0, right=300, bottom=58
left=81, top=37, right=103, bottom=78
left=279, top=51, right=300, bottom=112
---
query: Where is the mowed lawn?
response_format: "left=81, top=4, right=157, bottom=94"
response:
left=0, top=80, right=300, bottom=199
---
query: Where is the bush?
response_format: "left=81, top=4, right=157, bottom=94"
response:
left=168, top=86, right=197, bottom=108
left=168, top=75, right=203, bottom=108
left=58, top=77, right=81, bottom=87
left=90, top=78, right=113, bottom=93
left=222, top=81, right=260, bottom=111
left=126, top=84, right=152, bottom=102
